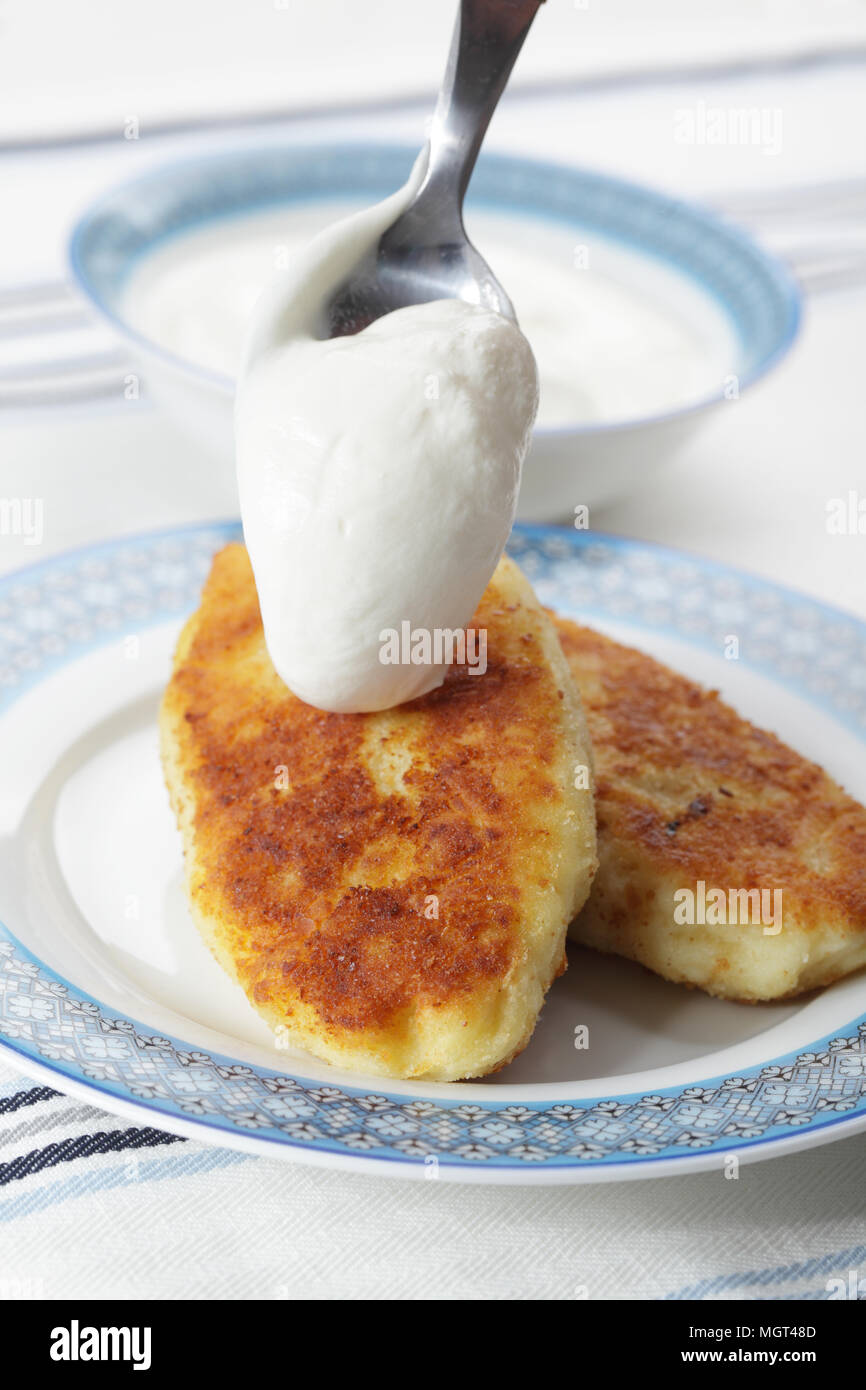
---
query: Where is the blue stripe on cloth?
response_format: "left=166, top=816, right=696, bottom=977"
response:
left=0, top=1085, right=61, bottom=1114
left=0, top=1127, right=185, bottom=1186
left=0, top=1145, right=250, bottom=1221
left=666, top=1243, right=866, bottom=1300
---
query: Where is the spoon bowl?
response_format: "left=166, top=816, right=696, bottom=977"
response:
left=322, top=183, right=517, bottom=337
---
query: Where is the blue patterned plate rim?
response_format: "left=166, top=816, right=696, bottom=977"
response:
left=68, top=142, right=801, bottom=439
left=1, top=521, right=864, bottom=1179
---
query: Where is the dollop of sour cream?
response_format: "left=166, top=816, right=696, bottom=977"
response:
left=236, top=167, right=538, bottom=714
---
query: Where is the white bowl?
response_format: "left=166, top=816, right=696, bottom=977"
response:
left=70, top=143, right=801, bottom=521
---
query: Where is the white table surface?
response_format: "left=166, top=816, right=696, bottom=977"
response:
left=1, top=9, right=865, bottom=1301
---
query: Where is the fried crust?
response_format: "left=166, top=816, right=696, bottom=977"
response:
left=161, top=545, right=596, bottom=1079
left=557, top=618, right=866, bottom=1001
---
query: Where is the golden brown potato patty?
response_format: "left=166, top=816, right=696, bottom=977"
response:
left=557, top=617, right=866, bottom=1001
left=161, top=545, right=596, bottom=1079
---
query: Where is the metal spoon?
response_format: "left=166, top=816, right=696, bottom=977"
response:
left=324, top=0, right=544, bottom=338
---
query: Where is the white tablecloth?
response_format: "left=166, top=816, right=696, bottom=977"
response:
left=2, top=1070, right=864, bottom=1301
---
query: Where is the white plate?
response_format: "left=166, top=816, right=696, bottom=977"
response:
left=1, top=522, right=864, bottom=1183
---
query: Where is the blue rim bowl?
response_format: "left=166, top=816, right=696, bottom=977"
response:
left=69, top=141, right=801, bottom=442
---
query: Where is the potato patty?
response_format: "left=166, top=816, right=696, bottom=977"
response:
left=161, top=545, right=597, bottom=1079
left=558, top=618, right=866, bottom=1001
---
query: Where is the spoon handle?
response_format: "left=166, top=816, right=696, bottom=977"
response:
left=426, top=0, right=544, bottom=208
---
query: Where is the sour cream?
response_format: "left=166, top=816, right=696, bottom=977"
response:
left=235, top=170, right=538, bottom=713
left=124, top=203, right=732, bottom=430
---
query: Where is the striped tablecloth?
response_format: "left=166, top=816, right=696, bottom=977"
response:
left=2, top=1062, right=865, bottom=1300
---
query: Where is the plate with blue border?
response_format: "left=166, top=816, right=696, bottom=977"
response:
left=0, top=522, right=864, bottom=1184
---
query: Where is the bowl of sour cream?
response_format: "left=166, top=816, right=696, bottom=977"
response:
left=69, top=143, right=800, bottom=520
